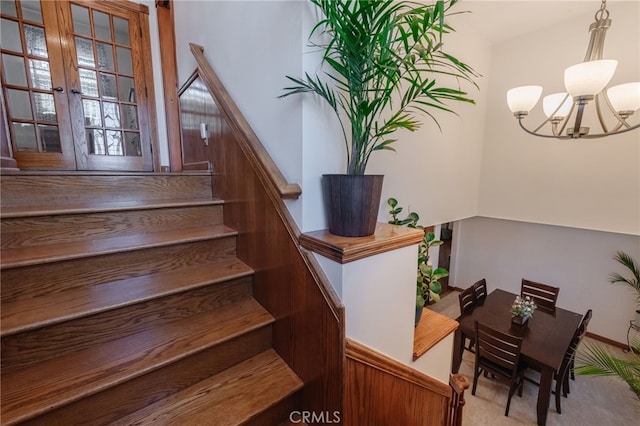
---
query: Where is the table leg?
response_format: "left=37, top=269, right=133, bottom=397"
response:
left=536, top=366, right=553, bottom=426
left=452, top=328, right=464, bottom=374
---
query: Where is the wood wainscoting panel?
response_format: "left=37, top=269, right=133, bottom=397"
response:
left=345, top=338, right=452, bottom=426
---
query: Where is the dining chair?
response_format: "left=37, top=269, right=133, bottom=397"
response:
left=521, top=279, right=560, bottom=314
left=458, top=286, right=478, bottom=352
left=472, top=321, right=526, bottom=417
left=568, top=308, right=593, bottom=383
left=526, top=308, right=593, bottom=414
left=472, top=278, right=488, bottom=304
left=458, top=286, right=477, bottom=315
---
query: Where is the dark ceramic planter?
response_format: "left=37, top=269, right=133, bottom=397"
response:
left=321, top=174, right=384, bottom=237
left=511, top=315, right=530, bottom=327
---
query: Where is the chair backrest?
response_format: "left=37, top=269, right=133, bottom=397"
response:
left=521, top=279, right=560, bottom=314
left=458, top=286, right=477, bottom=316
left=563, top=309, right=593, bottom=365
left=575, top=308, right=593, bottom=342
left=475, top=321, right=523, bottom=377
left=472, top=278, right=488, bottom=303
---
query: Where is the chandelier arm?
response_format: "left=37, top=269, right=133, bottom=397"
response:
left=572, top=101, right=587, bottom=136
left=600, top=90, right=632, bottom=130
left=594, top=96, right=610, bottom=133
left=532, top=116, right=558, bottom=134
left=557, top=102, right=577, bottom=136
left=580, top=122, right=640, bottom=139
left=518, top=117, right=572, bottom=140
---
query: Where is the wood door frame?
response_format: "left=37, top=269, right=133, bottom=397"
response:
left=155, top=0, right=181, bottom=172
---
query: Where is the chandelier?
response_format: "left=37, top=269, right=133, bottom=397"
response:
left=506, top=0, right=640, bottom=139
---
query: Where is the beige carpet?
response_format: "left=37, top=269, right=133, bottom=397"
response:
left=428, top=292, right=639, bottom=425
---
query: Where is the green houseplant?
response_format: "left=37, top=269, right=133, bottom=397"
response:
left=609, top=251, right=640, bottom=323
left=387, top=197, right=448, bottom=325
left=280, top=0, right=478, bottom=236
left=575, top=251, right=640, bottom=399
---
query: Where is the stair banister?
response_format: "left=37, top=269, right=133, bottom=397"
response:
left=189, top=43, right=301, bottom=201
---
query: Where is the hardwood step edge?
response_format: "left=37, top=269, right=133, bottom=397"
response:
left=1, top=299, right=274, bottom=425
left=0, top=170, right=212, bottom=176
left=0, top=224, right=237, bottom=270
left=112, top=349, right=304, bottom=426
left=1, top=258, right=255, bottom=337
left=0, top=198, right=224, bottom=219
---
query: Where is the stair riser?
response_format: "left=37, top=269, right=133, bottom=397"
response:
left=1, top=205, right=223, bottom=249
left=0, top=174, right=213, bottom=209
left=15, top=326, right=273, bottom=426
left=246, top=393, right=299, bottom=426
left=2, top=277, right=253, bottom=373
left=1, top=238, right=237, bottom=302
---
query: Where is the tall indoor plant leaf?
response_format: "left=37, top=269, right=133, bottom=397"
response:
left=280, top=0, right=479, bottom=175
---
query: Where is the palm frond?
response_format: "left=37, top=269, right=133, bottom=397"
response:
left=609, top=251, right=640, bottom=303
left=575, top=341, right=640, bottom=399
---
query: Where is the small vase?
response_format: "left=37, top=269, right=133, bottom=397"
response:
left=512, top=315, right=530, bottom=326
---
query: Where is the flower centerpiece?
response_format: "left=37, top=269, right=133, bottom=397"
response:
left=511, top=295, right=537, bottom=325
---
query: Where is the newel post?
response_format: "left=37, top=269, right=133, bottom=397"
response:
left=449, top=373, right=470, bottom=426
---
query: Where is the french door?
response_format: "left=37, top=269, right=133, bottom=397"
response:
left=0, top=0, right=155, bottom=171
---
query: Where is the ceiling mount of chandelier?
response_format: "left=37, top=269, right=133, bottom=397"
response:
left=506, top=0, right=640, bottom=140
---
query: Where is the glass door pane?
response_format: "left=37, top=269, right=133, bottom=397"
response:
left=0, top=0, right=75, bottom=168
left=69, top=2, right=143, bottom=168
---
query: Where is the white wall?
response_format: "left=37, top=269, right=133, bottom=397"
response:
left=451, top=216, right=640, bottom=344
left=172, top=0, right=304, bottom=223
left=478, top=1, right=640, bottom=235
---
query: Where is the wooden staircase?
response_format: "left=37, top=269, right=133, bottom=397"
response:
left=0, top=171, right=303, bottom=425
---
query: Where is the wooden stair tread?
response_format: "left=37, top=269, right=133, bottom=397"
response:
left=1, top=258, right=254, bottom=336
left=1, top=298, right=274, bottom=424
left=114, top=349, right=303, bottom=426
left=0, top=224, right=237, bottom=269
left=0, top=198, right=224, bottom=219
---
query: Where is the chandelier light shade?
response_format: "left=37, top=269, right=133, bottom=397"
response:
left=543, top=93, right=573, bottom=119
left=608, top=82, right=640, bottom=113
left=507, top=85, right=543, bottom=115
left=563, top=59, right=617, bottom=97
left=506, top=0, right=640, bottom=139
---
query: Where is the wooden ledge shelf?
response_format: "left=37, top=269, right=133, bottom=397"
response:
left=300, top=222, right=424, bottom=264
left=413, top=308, right=459, bottom=361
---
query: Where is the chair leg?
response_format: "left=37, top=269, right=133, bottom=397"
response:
left=555, top=377, right=562, bottom=414
left=472, top=367, right=480, bottom=395
left=505, top=393, right=512, bottom=417
left=518, top=377, right=524, bottom=397
left=563, top=371, right=570, bottom=397
left=570, top=358, right=575, bottom=381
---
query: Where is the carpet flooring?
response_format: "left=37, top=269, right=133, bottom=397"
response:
left=428, top=291, right=639, bottom=425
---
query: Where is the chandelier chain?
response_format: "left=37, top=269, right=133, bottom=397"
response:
left=595, top=0, right=609, bottom=21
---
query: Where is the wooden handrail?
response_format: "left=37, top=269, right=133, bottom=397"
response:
left=189, top=43, right=302, bottom=200
left=187, top=41, right=342, bottom=322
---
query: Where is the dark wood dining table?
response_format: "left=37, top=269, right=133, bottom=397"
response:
left=451, top=289, right=583, bottom=426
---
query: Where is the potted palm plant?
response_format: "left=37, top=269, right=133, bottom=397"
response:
left=575, top=251, right=640, bottom=399
left=280, top=0, right=478, bottom=236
